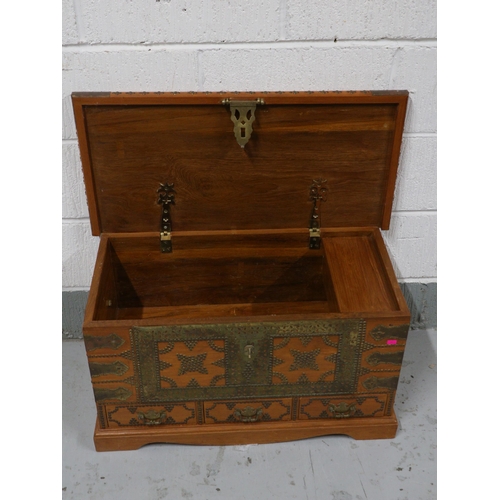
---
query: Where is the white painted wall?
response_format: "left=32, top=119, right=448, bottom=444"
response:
left=62, top=0, right=437, bottom=290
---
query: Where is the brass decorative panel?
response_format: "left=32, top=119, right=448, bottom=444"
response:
left=89, top=361, right=129, bottom=377
left=366, top=351, right=404, bottom=367
left=85, top=333, right=124, bottom=352
left=94, top=387, right=132, bottom=402
left=131, top=319, right=364, bottom=403
left=369, top=324, right=408, bottom=342
left=362, top=376, right=399, bottom=391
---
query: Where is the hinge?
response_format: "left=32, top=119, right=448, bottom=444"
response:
left=222, top=98, right=265, bottom=148
left=157, top=182, right=176, bottom=253
left=309, top=179, right=328, bottom=249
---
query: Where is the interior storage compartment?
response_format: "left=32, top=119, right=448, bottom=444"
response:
left=91, top=229, right=402, bottom=322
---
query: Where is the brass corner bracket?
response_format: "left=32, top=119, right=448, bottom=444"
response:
left=309, top=179, right=328, bottom=249
left=222, top=98, right=264, bottom=148
left=157, top=182, right=176, bottom=253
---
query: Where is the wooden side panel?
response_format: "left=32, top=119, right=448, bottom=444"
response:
left=91, top=241, right=119, bottom=321
left=72, top=99, right=101, bottom=234
left=381, top=95, right=408, bottom=229
left=322, top=235, right=399, bottom=313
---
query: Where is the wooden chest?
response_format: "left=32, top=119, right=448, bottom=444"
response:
left=72, top=91, right=411, bottom=451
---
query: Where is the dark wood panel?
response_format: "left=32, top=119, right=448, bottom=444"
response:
left=90, top=235, right=330, bottom=310
left=73, top=93, right=407, bottom=235
left=115, top=254, right=327, bottom=308
left=115, top=301, right=332, bottom=321
left=92, top=240, right=119, bottom=321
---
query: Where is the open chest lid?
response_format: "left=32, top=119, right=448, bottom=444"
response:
left=72, top=91, right=408, bottom=238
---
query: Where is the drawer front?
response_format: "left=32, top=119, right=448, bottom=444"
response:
left=102, top=403, right=197, bottom=428
left=131, top=319, right=364, bottom=403
left=204, top=399, right=292, bottom=424
left=299, top=395, right=388, bottom=420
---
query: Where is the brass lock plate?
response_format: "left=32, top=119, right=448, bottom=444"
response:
left=222, top=98, right=264, bottom=148
left=131, top=319, right=364, bottom=403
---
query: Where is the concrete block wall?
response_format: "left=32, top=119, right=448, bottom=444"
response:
left=62, top=0, right=437, bottom=336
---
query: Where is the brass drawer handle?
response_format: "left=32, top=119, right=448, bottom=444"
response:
left=137, top=410, right=167, bottom=426
left=234, top=406, right=263, bottom=423
left=327, top=402, right=356, bottom=419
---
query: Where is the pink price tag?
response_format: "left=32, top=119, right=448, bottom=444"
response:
left=386, top=339, right=397, bottom=345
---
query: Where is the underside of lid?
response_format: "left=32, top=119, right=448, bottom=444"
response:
left=72, top=91, right=408, bottom=235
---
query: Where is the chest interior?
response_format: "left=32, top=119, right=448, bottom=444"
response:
left=92, top=229, right=403, bottom=323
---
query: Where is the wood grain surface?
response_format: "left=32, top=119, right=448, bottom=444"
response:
left=72, top=92, right=408, bottom=235
left=93, top=413, right=399, bottom=450
left=86, top=229, right=409, bottom=322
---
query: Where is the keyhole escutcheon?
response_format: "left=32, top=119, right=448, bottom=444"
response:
left=244, top=344, right=254, bottom=359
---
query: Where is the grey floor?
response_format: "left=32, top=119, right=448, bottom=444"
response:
left=62, top=329, right=436, bottom=500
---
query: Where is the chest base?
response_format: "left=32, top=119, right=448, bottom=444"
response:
left=93, top=412, right=398, bottom=451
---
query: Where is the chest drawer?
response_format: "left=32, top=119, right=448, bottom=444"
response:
left=204, top=398, right=293, bottom=424
left=299, top=394, right=389, bottom=420
left=102, top=402, right=198, bottom=428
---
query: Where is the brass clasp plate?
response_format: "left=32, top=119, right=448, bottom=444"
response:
left=222, top=98, right=264, bottom=148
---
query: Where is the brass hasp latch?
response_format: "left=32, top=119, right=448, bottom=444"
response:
left=222, top=98, right=264, bottom=148
left=157, top=182, right=176, bottom=253
left=309, top=179, right=328, bottom=249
